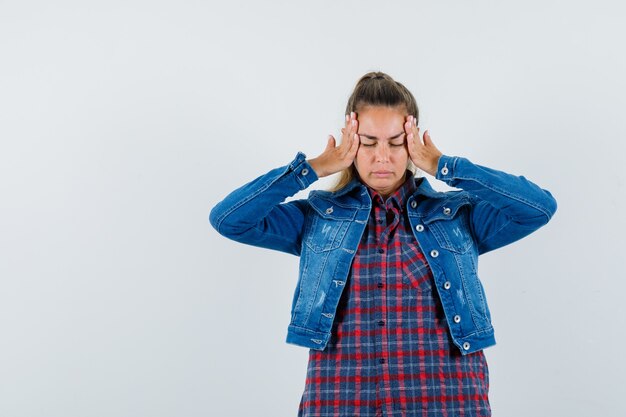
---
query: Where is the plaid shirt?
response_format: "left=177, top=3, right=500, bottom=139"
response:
left=298, top=174, right=491, bottom=417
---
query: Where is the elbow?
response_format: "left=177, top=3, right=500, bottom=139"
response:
left=541, top=189, right=558, bottom=224
left=209, top=202, right=250, bottom=239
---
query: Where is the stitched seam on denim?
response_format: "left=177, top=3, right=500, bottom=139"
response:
left=469, top=254, right=488, bottom=318
left=462, top=327, right=495, bottom=338
left=288, top=324, right=328, bottom=335
left=310, top=192, right=363, bottom=210
left=300, top=251, right=329, bottom=325
left=454, top=252, right=481, bottom=330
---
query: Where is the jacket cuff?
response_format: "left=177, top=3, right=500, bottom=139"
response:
left=434, top=154, right=457, bottom=181
left=289, top=152, right=319, bottom=189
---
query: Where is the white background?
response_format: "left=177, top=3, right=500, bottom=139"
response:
left=1, top=1, right=625, bottom=416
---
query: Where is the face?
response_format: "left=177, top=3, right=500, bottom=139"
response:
left=354, top=105, right=409, bottom=197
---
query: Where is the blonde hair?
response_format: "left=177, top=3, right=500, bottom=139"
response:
left=329, top=71, right=420, bottom=192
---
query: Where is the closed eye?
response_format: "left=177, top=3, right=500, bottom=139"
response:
left=359, top=138, right=376, bottom=146
left=358, top=135, right=405, bottom=147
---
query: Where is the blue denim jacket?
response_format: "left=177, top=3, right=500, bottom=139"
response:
left=209, top=152, right=557, bottom=355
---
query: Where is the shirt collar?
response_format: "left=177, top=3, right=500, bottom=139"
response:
left=367, top=170, right=418, bottom=209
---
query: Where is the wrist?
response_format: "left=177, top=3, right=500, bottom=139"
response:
left=307, top=158, right=326, bottom=178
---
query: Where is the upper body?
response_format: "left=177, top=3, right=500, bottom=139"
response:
left=209, top=151, right=557, bottom=354
left=209, top=72, right=557, bottom=355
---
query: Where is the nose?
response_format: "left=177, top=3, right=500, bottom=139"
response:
left=375, top=142, right=390, bottom=162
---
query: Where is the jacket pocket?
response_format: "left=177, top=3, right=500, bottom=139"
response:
left=304, top=216, right=350, bottom=252
left=427, top=204, right=474, bottom=254
left=303, top=199, right=356, bottom=253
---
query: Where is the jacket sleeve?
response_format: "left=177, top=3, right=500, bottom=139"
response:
left=435, top=155, right=558, bottom=255
left=209, top=152, right=318, bottom=256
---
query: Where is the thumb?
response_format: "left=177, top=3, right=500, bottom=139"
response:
left=326, top=135, right=336, bottom=150
left=422, top=130, right=432, bottom=146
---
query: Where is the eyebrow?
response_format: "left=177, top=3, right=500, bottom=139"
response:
left=359, top=132, right=405, bottom=140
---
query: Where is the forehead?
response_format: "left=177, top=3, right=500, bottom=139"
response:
left=357, top=105, right=406, bottom=137
left=358, top=105, right=405, bottom=124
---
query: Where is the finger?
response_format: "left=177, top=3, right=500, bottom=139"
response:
left=404, top=119, right=411, bottom=133
left=346, top=117, right=358, bottom=146
left=348, top=132, right=359, bottom=156
left=417, top=127, right=424, bottom=145
left=346, top=112, right=355, bottom=128
left=407, top=131, right=415, bottom=151
left=411, top=116, right=419, bottom=135
left=350, top=112, right=359, bottom=133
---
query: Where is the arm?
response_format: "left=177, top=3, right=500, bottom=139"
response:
left=403, top=116, right=557, bottom=255
left=210, top=112, right=361, bottom=255
left=209, top=152, right=318, bottom=256
left=435, top=155, right=557, bottom=255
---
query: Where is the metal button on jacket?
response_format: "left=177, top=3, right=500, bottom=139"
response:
left=430, top=249, right=439, bottom=258
left=463, top=342, right=471, bottom=350
left=454, top=315, right=461, bottom=323
left=443, top=207, right=451, bottom=215
left=325, top=207, right=333, bottom=214
left=415, top=224, right=424, bottom=232
left=301, top=168, right=309, bottom=176
left=441, top=165, right=449, bottom=175
left=410, top=200, right=417, bottom=208
left=443, top=281, right=451, bottom=290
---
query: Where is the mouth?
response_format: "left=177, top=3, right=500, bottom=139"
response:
left=372, top=171, right=393, bottom=178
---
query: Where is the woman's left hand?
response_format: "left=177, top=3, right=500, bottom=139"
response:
left=405, top=115, right=443, bottom=177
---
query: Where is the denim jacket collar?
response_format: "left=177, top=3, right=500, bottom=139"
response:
left=332, top=171, right=448, bottom=206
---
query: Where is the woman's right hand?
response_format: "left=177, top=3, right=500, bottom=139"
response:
left=307, top=112, right=360, bottom=178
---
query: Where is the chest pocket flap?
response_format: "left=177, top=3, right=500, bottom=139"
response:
left=422, top=197, right=474, bottom=253
left=304, top=197, right=357, bottom=252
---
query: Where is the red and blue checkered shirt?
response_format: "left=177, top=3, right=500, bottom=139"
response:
left=298, top=174, right=491, bottom=417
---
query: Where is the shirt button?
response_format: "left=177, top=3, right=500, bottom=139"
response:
left=379, top=358, right=386, bottom=364
left=301, top=168, right=309, bottom=176
left=443, top=281, right=451, bottom=290
left=443, top=207, right=451, bottom=215
left=378, top=248, right=384, bottom=253
left=325, top=207, right=333, bottom=214
left=415, top=224, right=424, bottom=232
left=378, top=320, right=385, bottom=326
left=430, top=249, right=439, bottom=258
left=441, top=165, right=449, bottom=175
left=410, top=200, right=417, bottom=209
left=463, top=342, right=471, bottom=350
left=377, top=283, right=384, bottom=288
left=454, top=315, right=461, bottom=323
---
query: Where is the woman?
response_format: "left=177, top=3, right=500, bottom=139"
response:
left=210, top=72, right=557, bottom=416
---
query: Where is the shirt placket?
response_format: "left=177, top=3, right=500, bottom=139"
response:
left=372, top=196, right=401, bottom=414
